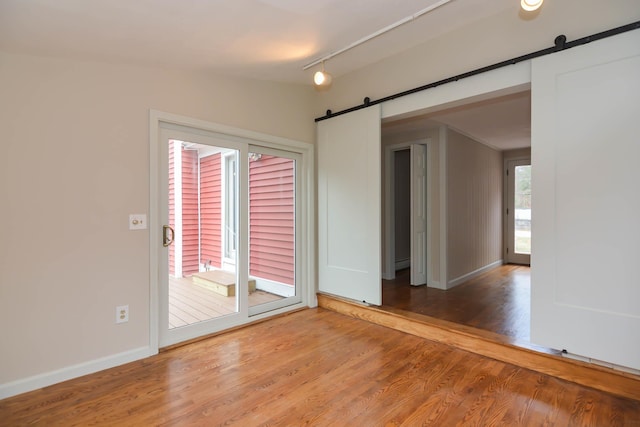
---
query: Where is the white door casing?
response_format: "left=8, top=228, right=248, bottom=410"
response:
left=410, top=143, right=427, bottom=286
left=318, top=106, right=382, bottom=305
left=531, top=30, right=640, bottom=370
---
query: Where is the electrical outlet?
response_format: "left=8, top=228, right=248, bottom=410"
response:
left=116, top=305, right=129, bottom=324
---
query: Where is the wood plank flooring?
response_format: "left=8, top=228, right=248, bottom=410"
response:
left=318, top=293, right=640, bottom=401
left=169, top=276, right=282, bottom=328
left=1, top=309, right=638, bottom=426
left=383, top=265, right=531, bottom=341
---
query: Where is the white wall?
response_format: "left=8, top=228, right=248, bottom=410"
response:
left=446, top=130, right=503, bottom=286
left=0, top=52, right=315, bottom=391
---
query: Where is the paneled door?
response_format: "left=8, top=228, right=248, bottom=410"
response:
left=318, top=106, right=382, bottom=305
left=531, top=30, right=640, bottom=370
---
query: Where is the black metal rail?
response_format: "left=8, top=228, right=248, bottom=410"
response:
left=315, top=20, right=640, bottom=122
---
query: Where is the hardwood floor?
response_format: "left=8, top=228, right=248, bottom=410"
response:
left=169, top=276, right=282, bottom=329
left=383, top=264, right=532, bottom=341
left=1, top=309, right=638, bottom=426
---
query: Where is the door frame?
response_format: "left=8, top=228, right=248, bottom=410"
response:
left=149, top=110, right=315, bottom=350
left=383, top=140, right=431, bottom=284
left=504, top=157, right=531, bottom=265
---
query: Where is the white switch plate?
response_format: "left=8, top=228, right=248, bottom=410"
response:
left=129, top=214, right=147, bottom=230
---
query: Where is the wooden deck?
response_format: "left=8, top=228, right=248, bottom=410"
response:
left=169, top=275, right=282, bottom=328
left=2, top=309, right=638, bottom=425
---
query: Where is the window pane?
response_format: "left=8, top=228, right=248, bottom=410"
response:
left=248, top=153, right=296, bottom=309
left=514, top=165, right=531, bottom=255
left=168, top=140, right=239, bottom=329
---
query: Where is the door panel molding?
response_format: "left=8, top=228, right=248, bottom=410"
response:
left=530, top=30, right=640, bottom=370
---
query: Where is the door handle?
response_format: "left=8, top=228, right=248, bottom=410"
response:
left=163, top=225, right=175, bottom=247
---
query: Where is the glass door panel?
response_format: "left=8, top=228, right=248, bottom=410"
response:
left=166, top=138, right=239, bottom=330
left=514, top=165, right=531, bottom=255
left=506, top=159, right=531, bottom=265
left=248, top=149, right=301, bottom=315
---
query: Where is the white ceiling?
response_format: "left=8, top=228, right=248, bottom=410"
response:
left=383, top=91, right=532, bottom=150
left=0, top=0, right=531, bottom=148
left=0, top=0, right=515, bottom=84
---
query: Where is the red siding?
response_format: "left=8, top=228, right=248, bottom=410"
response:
left=168, top=141, right=176, bottom=277
left=181, top=148, right=200, bottom=276
left=200, top=154, right=222, bottom=268
left=249, top=155, right=295, bottom=285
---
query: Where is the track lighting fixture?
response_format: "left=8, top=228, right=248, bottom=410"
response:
left=313, top=62, right=332, bottom=87
left=303, top=0, right=452, bottom=86
left=521, top=0, right=543, bottom=11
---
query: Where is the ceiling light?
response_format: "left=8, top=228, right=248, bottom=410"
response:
left=313, top=63, right=332, bottom=87
left=303, top=0, right=452, bottom=86
left=521, top=0, right=543, bottom=11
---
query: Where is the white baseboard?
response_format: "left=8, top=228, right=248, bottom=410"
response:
left=427, top=279, right=443, bottom=290
left=0, top=346, right=155, bottom=400
left=254, top=277, right=295, bottom=297
left=447, top=260, right=503, bottom=289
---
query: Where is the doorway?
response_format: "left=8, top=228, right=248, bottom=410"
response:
left=381, top=91, right=533, bottom=344
left=151, top=113, right=313, bottom=349
left=505, top=158, right=531, bottom=265
left=383, top=141, right=429, bottom=286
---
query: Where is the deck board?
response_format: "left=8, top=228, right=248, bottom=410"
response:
left=169, top=276, right=282, bottom=329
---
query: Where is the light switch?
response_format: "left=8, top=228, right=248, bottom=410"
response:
left=129, top=214, right=147, bottom=230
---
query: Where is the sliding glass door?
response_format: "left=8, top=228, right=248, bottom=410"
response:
left=157, top=126, right=303, bottom=347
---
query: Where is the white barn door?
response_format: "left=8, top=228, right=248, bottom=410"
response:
left=318, top=106, right=382, bottom=305
left=531, top=30, right=640, bottom=370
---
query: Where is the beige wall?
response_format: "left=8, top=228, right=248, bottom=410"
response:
left=3, top=0, right=638, bottom=394
left=314, top=0, right=640, bottom=117
left=446, top=130, right=503, bottom=284
left=503, top=147, right=531, bottom=161
left=0, top=52, right=315, bottom=386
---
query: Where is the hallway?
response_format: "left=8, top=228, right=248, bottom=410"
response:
left=382, top=264, right=533, bottom=342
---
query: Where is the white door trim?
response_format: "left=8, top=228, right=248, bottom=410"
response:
left=381, top=61, right=531, bottom=120
left=410, top=143, right=428, bottom=286
left=383, top=140, right=432, bottom=285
